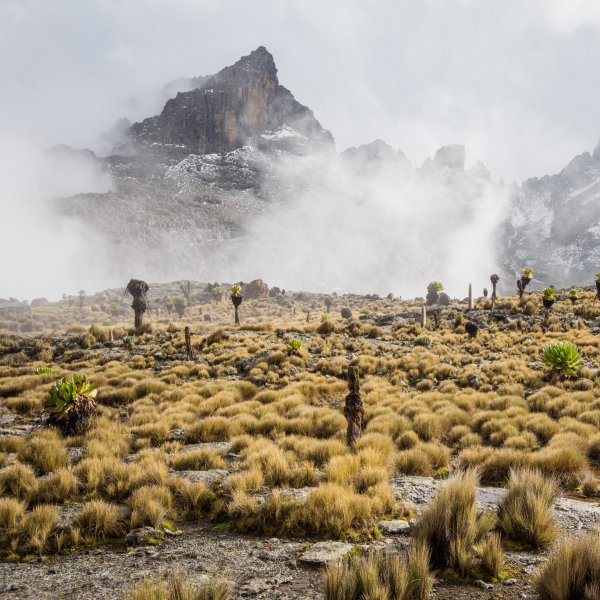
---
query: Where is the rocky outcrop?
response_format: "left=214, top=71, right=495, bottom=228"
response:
left=501, top=142, right=600, bottom=287
left=129, top=46, right=333, bottom=159
left=341, top=139, right=411, bottom=175
left=243, top=279, right=269, bottom=299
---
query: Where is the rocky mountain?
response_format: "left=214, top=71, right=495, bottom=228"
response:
left=128, top=46, right=333, bottom=158
left=56, top=46, right=600, bottom=294
left=502, top=145, right=600, bottom=288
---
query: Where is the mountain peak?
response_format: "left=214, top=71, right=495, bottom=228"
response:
left=236, top=46, right=275, bottom=69
left=128, top=47, right=332, bottom=157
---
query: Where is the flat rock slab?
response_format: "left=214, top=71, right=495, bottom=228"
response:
left=178, top=442, right=233, bottom=454
left=299, top=541, right=354, bottom=566
left=378, top=519, right=411, bottom=534
left=172, top=469, right=229, bottom=486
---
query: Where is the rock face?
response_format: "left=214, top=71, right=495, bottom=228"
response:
left=501, top=144, right=600, bottom=287
left=129, top=46, right=333, bottom=159
left=243, top=279, right=269, bottom=299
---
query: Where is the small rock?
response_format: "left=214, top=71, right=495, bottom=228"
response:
left=67, top=446, right=87, bottom=464
left=475, top=580, right=493, bottom=590
left=503, top=578, right=518, bottom=585
left=378, top=519, right=411, bottom=534
left=241, top=578, right=269, bottom=595
left=170, top=428, right=186, bottom=441
left=173, top=469, right=229, bottom=486
left=299, top=541, right=354, bottom=566
left=125, top=527, right=163, bottom=547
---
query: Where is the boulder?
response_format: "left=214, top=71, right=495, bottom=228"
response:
left=299, top=541, right=354, bottom=566
left=244, top=279, right=269, bottom=299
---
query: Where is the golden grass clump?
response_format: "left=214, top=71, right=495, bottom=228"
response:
left=16, top=429, right=69, bottom=475
left=300, top=483, right=379, bottom=538
left=123, top=572, right=233, bottom=600
left=186, top=417, right=239, bottom=443
left=34, top=467, right=79, bottom=504
left=498, top=468, right=558, bottom=549
left=0, top=497, right=25, bottom=532
left=169, top=478, right=214, bottom=515
left=129, top=485, right=173, bottom=529
left=18, top=504, right=58, bottom=555
left=76, top=500, right=123, bottom=541
left=171, top=448, right=227, bottom=471
left=414, top=470, right=497, bottom=576
left=0, top=462, right=38, bottom=501
left=535, top=531, right=600, bottom=600
left=323, top=544, right=434, bottom=600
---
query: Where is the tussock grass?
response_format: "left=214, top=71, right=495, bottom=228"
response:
left=186, top=417, right=239, bottom=442
left=535, top=531, right=600, bottom=600
left=475, top=532, right=504, bottom=579
left=76, top=500, right=123, bottom=541
left=16, top=429, right=69, bottom=475
left=171, top=449, right=226, bottom=471
left=34, top=467, right=79, bottom=503
left=323, top=544, right=433, bottom=600
left=129, top=485, right=172, bottom=529
left=0, top=462, right=38, bottom=500
left=414, top=470, right=497, bottom=576
left=169, top=478, right=214, bottom=514
left=498, top=468, right=558, bottom=549
left=18, top=504, right=58, bottom=555
left=0, top=497, right=25, bottom=531
left=123, top=572, right=233, bottom=600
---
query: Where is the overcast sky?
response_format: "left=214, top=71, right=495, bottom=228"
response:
left=2, top=0, right=600, bottom=181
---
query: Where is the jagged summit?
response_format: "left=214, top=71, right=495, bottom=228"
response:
left=128, top=46, right=333, bottom=158
left=232, top=46, right=278, bottom=77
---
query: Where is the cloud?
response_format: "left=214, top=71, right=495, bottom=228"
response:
left=0, top=136, right=113, bottom=299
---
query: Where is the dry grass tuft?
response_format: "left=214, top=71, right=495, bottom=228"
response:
left=0, top=497, right=25, bottom=531
left=76, top=500, right=123, bottom=541
left=414, top=470, right=496, bottom=576
left=498, top=468, right=558, bottom=549
left=129, top=485, right=172, bottom=529
left=535, top=531, right=600, bottom=600
left=171, top=448, right=226, bottom=471
left=16, top=429, right=68, bottom=475
left=18, top=504, right=58, bottom=555
left=323, top=543, right=433, bottom=600
left=123, top=572, right=233, bottom=600
left=0, top=462, right=38, bottom=501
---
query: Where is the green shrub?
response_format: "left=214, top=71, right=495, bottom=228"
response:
left=45, top=374, right=97, bottom=435
left=541, top=342, right=582, bottom=377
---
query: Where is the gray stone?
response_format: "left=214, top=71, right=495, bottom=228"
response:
left=299, top=541, right=354, bottom=566
left=172, top=469, right=229, bottom=486
left=67, top=446, right=87, bottom=464
left=125, top=527, right=163, bottom=548
left=178, top=442, right=232, bottom=454
left=475, top=580, right=493, bottom=590
left=378, top=519, right=411, bottom=534
left=170, top=428, right=186, bottom=441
